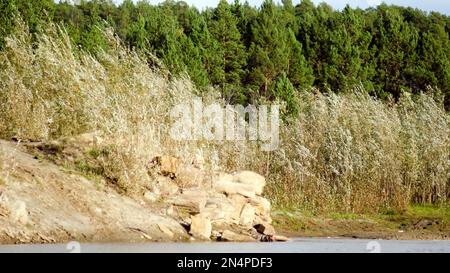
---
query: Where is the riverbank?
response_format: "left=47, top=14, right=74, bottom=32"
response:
left=0, top=139, right=281, bottom=244
left=272, top=206, right=450, bottom=240
left=1, top=138, right=449, bottom=244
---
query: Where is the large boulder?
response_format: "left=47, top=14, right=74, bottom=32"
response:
left=151, top=156, right=180, bottom=177
left=232, top=171, right=266, bottom=195
left=239, top=203, right=256, bottom=227
left=201, top=194, right=237, bottom=223
left=228, top=194, right=249, bottom=221
left=167, top=189, right=207, bottom=213
left=250, top=196, right=271, bottom=217
left=212, top=171, right=267, bottom=198
left=147, top=161, right=278, bottom=242
left=155, top=176, right=179, bottom=196
left=157, top=223, right=174, bottom=239
left=189, top=214, right=212, bottom=240
left=143, top=191, right=159, bottom=202
left=175, top=165, right=208, bottom=188
left=253, top=214, right=272, bottom=225
left=214, top=173, right=257, bottom=198
left=220, top=230, right=256, bottom=242
left=254, top=222, right=276, bottom=236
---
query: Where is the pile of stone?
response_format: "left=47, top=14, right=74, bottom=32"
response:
left=145, top=155, right=288, bottom=242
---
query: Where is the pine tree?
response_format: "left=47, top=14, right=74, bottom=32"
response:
left=248, top=0, right=289, bottom=96
left=372, top=5, right=419, bottom=99
left=281, top=0, right=296, bottom=29
left=79, top=1, right=108, bottom=53
left=286, top=28, right=314, bottom=89
left=128, top=14, right=147, bottom=50
left=189, top=10, right=222, bottom=90
left=323, top=6, right=373, bottom=92
left=231, top=0, right=257, bottom=49
left=116, top=0, right=134, bottom=40
left=272, top=72, right=299, bottom=118
left=209, top=0, right=247, bottom=102
left=415, top=19, right=450, bottom=105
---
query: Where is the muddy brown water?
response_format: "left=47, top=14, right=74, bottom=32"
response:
left=0, top=238, right=449, bottom=253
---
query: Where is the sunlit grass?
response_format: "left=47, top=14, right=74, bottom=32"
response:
left=0, top=20, right=448, bottom=212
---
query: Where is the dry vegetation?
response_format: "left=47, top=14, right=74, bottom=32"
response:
left=260, top=91, right=449, bottom=212
left=0, top=143, right=16, bottom=186
left=0, top=21, right=448, bottom=213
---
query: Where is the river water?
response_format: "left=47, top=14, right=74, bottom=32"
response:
left=1, top=238, right=449, bottom=253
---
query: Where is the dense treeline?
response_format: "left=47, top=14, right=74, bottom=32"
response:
left=1, top=0, right=449, bottom=109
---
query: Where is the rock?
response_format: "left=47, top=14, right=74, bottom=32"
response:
left=216, top=172, right=234, bottom=183
left=228, top=194, right=249, bottom=221
left=232, top=171, right=266, bottom=195
left=155, top=176, right=179, bottom=196
left=168, top=189, right=207, bottom=213
left=189, top=214, right=212, bottom=240
left=200, top=207, right=227, bottom=223
left=93, top=207, right=103, bottom=216
left=254, top=222, right=276, bottom=236
left=9, top=200, right=28, bottom=225
left=160, top=156, right=180, bottom=176
left=220, top=230, right=256, bottom=242
left=260, top=235, right=274, bottom=242
left=202, top=194, right=237, bottom=223
left=273, top=235, right=290, bottom=242
left=128, top=227, right=153, bottom=240
left=253, top=214, right=272, bottom=225
left=175, top=165, right=207, bottom=188
left=214, top=179, right=256, bottom=199
left=143, top=191, right=159, bottom=202
left=211, top=230, right=222, bottom=240
left=239, top=203, right=256, bottom=227
left=250, top=196, right=271, bottom=216
left=157, top=224, right=174, bottom=238
left=165, top=205, right=177, bottom=217
left=151, top=156, right=179, bottom=177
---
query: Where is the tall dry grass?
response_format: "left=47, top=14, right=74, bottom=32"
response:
left=0, top=21, right=203, bottom=194
left=0, top=21, right=448, bottom=212
left=240, top=91, right=449, bottom=213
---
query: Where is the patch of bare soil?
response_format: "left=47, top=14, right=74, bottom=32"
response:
left=0, top=140, right=189, bottom=244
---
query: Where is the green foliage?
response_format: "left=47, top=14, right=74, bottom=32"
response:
left=1, top=0, right=450, bottom=108
left=272, top=73, right=299, bottom=118
left=286, top=28, right=314, bottom=89
left=0, top=0, right=18, bottom=49
left=209, top=0, right=247, bottom=102
left=249, top=0, right=290, bottom=96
